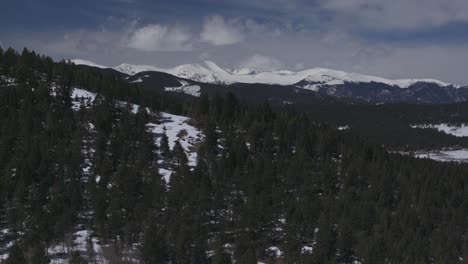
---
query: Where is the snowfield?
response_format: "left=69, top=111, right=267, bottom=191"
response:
left=408, top=124, right=468, bottom=162
left=413, top=149, right=468, bottom=163
left=164, top=80, right=201, bottom=97
left=71, top=60, right=457, bottom=88
left=411, top=124, right=468, bottom=137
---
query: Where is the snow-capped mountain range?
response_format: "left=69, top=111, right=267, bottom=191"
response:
left=71, top=59, right=457, bottom=89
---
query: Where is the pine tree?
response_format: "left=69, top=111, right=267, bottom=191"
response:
left=5, top=244, right=27, bottom=264
left=172, top=140, right=188, bottom=167
left=212, top=240, right=230, bottom=264
left=160, top=129, right=170, bottom=158
left=30, top=244, right=50, bottom=264
left=141, top=224, right=168, bottom=264
left=69, top=251, right=87, bottom=264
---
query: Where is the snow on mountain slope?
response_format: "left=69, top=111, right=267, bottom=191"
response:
left=297, top=68, right=454, bottom=88
left=410, top=149, right=468, bottom=163
left=411, top=124, right=468, bottom=137
left=114, top=63, right=163, bottom=76
left=71, top=59, right=456, bottom=88
left=70, top=59, right=107, bottom=69
left=165, top=80, right=201, bottom=97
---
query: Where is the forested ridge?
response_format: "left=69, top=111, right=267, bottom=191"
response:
left=0, top=47, right=467, bottom=264
left=110, top=66, right=468, bottom=151
left=296, top=102, right=468, bottom=150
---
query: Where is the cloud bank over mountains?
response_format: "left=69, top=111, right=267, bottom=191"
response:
left=2, top=0, right=468, bottom=84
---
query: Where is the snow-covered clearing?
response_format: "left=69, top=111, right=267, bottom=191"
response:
left=48, top=229, right=108, bottom=264
left=147, top=112, right=204, bottom=183
left=411, top=124, right=468, bottom=137
left=164, top=80, right=201, bottom=97
left=412, top=149, right=468, bottom=163
left=70, top=87, right=143, bottom=115
left=71, top=88, right=96, bottom=111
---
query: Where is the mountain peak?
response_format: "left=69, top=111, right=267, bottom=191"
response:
left=71, top=59, right=457, bottom=89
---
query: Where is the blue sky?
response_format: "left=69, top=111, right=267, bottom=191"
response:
left=2, top=0, right=468, bottom=84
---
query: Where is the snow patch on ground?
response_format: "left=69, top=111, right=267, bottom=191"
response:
left=0, top=229, right=14, bottom=261
left=131, top=78, right=143, bottom=83
left=147, top=112, right=204, bottom=183
left=412, top=149, right=468, bottom=163
left=301, top=245, right=314, bottom=254
left=301, top=83, right=321, bottom=92
left=0, top=76, right=16, bottom=87
left=411, top=124, right=468, bottom=137
left=69, top=87, right=144, bottom=115
left=266, top=246, right=283, bottom=257
left=71, top=88, right=96, bottom=111
left=48, top=229, right=108, bottom=264
left=165, top=80, right=201, bottom=97
left=158, top=168, right=174, bottom=184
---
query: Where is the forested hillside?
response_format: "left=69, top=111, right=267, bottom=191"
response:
left=0, top=47, right=468, bottom=264
left=96, top=65, right=468, bottom=151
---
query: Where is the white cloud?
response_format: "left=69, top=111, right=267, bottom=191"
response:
left=37, top=30, right=124, bottom=57
left=127, top=24, right=192, bottom=51
left=200, top=15, right=245, bottom=46
left=238, top=54, right=283, bottom=71
left=8, top=9, right=468, bottom=84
